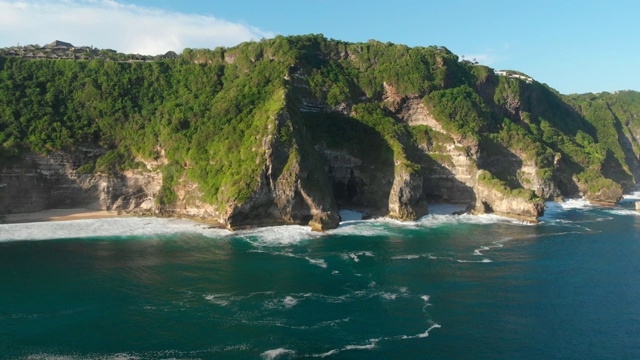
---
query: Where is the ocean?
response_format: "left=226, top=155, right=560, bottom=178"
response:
left=1, top=196, right=640, bottom=359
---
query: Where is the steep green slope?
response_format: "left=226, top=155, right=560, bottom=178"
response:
left=1, top=35, right=638, bottom=228
left=0, top=46, right=289, bottom=210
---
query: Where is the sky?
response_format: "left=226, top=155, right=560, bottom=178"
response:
left=0, top=0, right=638, bottom=94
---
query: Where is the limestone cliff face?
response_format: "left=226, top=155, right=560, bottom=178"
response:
left=0, top=150, right=161, bottom=217
left=321, top=148, right=393, bottom=214
left=0, top=85, right=559, bottom=227
left=392, top=88, right=543, bottom=220
left=473, top=172, right=544, bottom=220
left=0, top=109, right=341, bottom=230
left=221, top=109, right=340, bottom=231
left=164, top=176, right=224, bottom=224
left=387, top=166, right=428, bottom=220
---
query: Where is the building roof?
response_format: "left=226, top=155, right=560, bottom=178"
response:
left=45, top=40, right=74, bottom=49
left=163, top=51, right=178, bottom=58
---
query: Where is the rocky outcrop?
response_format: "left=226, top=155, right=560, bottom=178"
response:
left=473, top=178, right=544, bottom=221
left=584, top=186, right=623, bottom=206
left=388, top=166, right=428, bottom=220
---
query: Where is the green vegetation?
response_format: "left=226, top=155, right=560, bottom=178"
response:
left=477, top=170, right=541, bottom=202
left=426, top=85, right=492, bottom=141
left=1, top=34, right=639, bottom=210
left=0, top=40, right=289, bottom=209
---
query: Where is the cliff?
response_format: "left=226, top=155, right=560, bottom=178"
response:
left=1, top=35, right=638, bottom=229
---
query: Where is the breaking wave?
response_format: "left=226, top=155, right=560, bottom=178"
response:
left=620, top=189, right=640, bottom=203
left=309, top=323, right=441, bottom=358
left=260, top=348, right=296, bottom=359
left=605, top=208, right=640, bottom=217
left=0, top=217, right=230, bottom=242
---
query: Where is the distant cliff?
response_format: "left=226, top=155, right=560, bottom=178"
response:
left=1, top=35, right=638, bottom=229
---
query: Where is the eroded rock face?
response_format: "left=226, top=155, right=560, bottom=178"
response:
left=473, top=181, right=544, bottom=221
left=0, top=97, right=549, bottom=230
left=388, top=167, right=428, bottom=220
left=585, top=186, right=623, bottom=206
left=322, top=148, right=393, bottom=211
left=0, top=151, right=162, bottom=216
left=392, top=86, right=547, bottom=220
left=223, top=110, right=341, bottom=231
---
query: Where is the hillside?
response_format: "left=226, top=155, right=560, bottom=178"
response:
left=0, top=34, right=638, bottom=229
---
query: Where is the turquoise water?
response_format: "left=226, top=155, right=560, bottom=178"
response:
left=1, top=199, right=640, bottom=359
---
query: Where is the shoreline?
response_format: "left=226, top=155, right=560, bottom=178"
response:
left=0, top=208, right=121, bottom=224
left=2, top=197, right=635, bottom=227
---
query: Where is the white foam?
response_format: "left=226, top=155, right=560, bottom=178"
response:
left=312, top=321, right=441, bottom=357
left=204, top=291, right=276, bottom=308
left=332, top=221, right=393, bottom=236
left=21, top=353, right=142, bottom=360
left=421, top=295, right=432, bottom=311
left=311, top=338, right=379, bottom=358
left=310, top=320, right=441, bottom=357
left=238, top=225, right=320, bottom=246
left=269, top=288, right=414, bottom=306
left=393, top=252, right=491, bottom=263
left=344, top=251, right=375, bottom=262
left=417, top=213, right=532, bottom=227
left=331, top=212, right=530, bottom=238
left=380, top=292, right=398, bottom=300
left=391, top=253, right=440, bottom=261
left=375, top=287, right=412, bottom=301
left=0, top=217, right=230, bottom=242
left=457, top=258, right=493, bottom=263
left=391, top=254, right=422, bottom=260
left=305, top=257, right=328, bottom=268
left=283, top=296, right=298, bottom=308
left=260, top=348, right=296, bottom=359
left=399, top=324, right=442, bottom=339
left=472, top=241, right=505, bottom=256
left=555, top=198, right=594, bottom=209
left=204, top=294, right=231, bottom=307
left=313, top=349, right=340, bottom=358
left=344, top=338, right=379, bottom=350
left=264, top=296, right=299, bottom=309
left=540, top=199, right=596, bottom=222
left=606, top=209, right=640, bottom=217
left=621, top=189, right=640, bottom=202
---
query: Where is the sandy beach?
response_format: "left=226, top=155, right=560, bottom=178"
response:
left=1, top=208, right=121, bottom=224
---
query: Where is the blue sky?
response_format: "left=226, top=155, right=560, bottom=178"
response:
left=0, top=0, right=638, bottom=94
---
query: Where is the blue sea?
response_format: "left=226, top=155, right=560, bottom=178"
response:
left=2, top=196, right=640, bottom=359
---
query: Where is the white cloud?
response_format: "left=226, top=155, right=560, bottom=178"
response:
left=0, top=0, right=275, bottom=54
left=459, top=43, right=512, bottom=67
left=461, top=53, right=495, bottom=65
